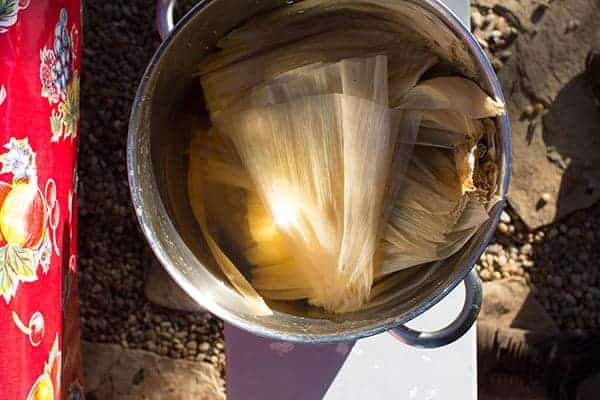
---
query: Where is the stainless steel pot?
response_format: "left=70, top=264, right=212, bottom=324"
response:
left=128, top=0, right=511, bottom=347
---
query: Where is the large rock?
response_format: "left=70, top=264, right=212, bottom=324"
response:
left=479, top=278, right=558, bottom=333
left=83, top=341, right=224, bottom=400
left=476, top=0, right=600, bottom=229
left=144, top=251, right=207, bottom=312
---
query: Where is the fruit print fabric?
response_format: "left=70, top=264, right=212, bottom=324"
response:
left=0, top=1, right=83, bottom=399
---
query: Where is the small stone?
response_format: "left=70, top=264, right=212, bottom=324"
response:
left=497, top=255, right=508, bottom=267
left=488, top=30, right=502, bottom=40
left=199, top=342, right=210, bottom=352
left=503, top=26, right=518, bottom=38
left=487, top=244, right=503, bottom=254
left=498, top=50, right=513, bottom=60
left=552, top=276, right=563, bottom=288
left=559, top=224, right=568, bottom=234
left=520, top=244, right=532, bottom=255
left=186, top=340, right=198, bottom=350
left=471, top=11, right=483, bottom=29
left=475, top=34, right=489, bottom=49
left=568, top=228, right=581, bottom=237
left=493, top=38, right=507, bottom=49
left=524, top=104, right=534, bottom=117
left=128, top=314, right=137, bottom=325
left=491, top=58, right=503, bottom=70
left=483, top=13, right=496, bottom=28
left=175, top=331, right=188, bottom=339
left=585, top=231, right=595, bottom=241
left=566, top=19, right=580, bottom=32
left=493, top=271, right=502, bottom=280
left=497, top=222, right=509, bottom=234
left=522, top=260, right=534, bottom=268
left=541, top=192, right=552, bottom=204
left=145, top=341, right=157, bottom=352
left=494, top=16, right=507, bottom=32
left=565, top=293, right=577, bottom=306
left=500, top=211, right=511, bottom=224
left=589, top=287, right=600, bottom=297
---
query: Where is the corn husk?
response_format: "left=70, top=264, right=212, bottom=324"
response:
left=376, top=146, right=489, bottom=276
left=210, top=56, right=406, bottom=312
left=189, top=1, right=506, bottom=315
left=187, top=133, right=271, bottom=316
left=396, top=77, right=505, bottom=118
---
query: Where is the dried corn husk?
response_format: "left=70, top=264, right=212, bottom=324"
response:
left=187, top=133, right=271, bottom=316
left=189, top=1, right=505, bottom=315
left=377, top=146, right=489, bottom=276
left=210, top=56, right=407, bottom=312
left=396, top=77, right=505, bottom=118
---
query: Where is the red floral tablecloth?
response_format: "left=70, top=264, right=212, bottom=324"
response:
left=0, top=1, right=83, bottom=399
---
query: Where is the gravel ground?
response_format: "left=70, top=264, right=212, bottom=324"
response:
left=470, top=5, right=519, bottom=72
left=478, top=202, right=600, bottom=332
left=77, top=1, right=598, bottom=378
left=78, top=0, right=225, bottom=370
left=470, top=4, right=600, bottom=332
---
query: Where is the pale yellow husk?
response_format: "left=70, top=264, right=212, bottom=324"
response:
left=188, top=1, right=505, bottom=315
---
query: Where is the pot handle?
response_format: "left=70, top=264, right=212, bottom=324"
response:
left=156, top=0, right=177, bottom=40
left=389, top=269, right=482, bottom=348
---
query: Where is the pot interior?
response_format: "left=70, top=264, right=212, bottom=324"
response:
left=130, top=0, right=508, bottom=341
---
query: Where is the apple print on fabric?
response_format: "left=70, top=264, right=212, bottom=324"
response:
left=0, top=138, right=58, bottom=302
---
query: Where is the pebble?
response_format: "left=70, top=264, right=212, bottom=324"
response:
left=199, top=342, right=211, bottom=352
left=496, top=255, right=508, bottom=267
left=541, top=192, right=552, bottom=204
left=497, top=222, right=509, bottom=234
left=500, top=211, right=511, bottom=224
left=494, top=16, right=508, bottom=32
left=552, top=276, right=563, bottom=288
left=533, top=102, right=545, bottom=115
left=566, top=19, right=581, bottom=32
left=487, top=244, right=503, bottom=254
left=471, top=11, right=483, bottom=29
left=520, top=244, right=532, bottom=255
left=498, top=50, right=513, bottom=60
left=489, top=30, right=503, bottom=40
left=565, top=294, right=577, bottom=306
left=186, top=340, right=198, bottom=350
left=483, top=13, right=496, bottom=28
left=475, top=34, right=489, bottom=49
left=491, top=58, right=504, bottom=70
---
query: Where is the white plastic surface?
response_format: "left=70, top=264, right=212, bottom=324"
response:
left=323, top=285, right=476, bottom=400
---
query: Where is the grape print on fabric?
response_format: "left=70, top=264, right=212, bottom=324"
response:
left=0, top=0, right=29, bottom=33
left=40, top=8, right=80, bottom=142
